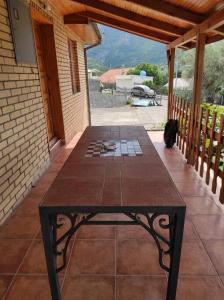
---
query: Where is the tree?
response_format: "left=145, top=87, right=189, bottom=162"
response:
left=177, top=40, right=224, bottom=101
left=127, top=63, right=167, bottom=86
left=202, top=43, right=224, bottom=99
left=142, top=80, right=153, bottom=88
left=178, top=49, right=195, bottom=79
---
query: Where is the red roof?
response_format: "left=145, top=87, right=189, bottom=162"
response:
left=100, top=68, right=131, bottom=84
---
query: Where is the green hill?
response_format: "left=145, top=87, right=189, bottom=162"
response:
left=87, top=25, right=167, bottom=69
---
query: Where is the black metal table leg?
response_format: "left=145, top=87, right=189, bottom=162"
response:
left=166, top=208, right=186, bottom=300
left=40, top=209, right=185, bottom=300
left=39, top=208, right=61, bottom=300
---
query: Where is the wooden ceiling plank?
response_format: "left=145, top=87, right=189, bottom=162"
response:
left=64, top=12, right=174, bottom=44
left=167, top=7, right=224, bottom=49
left=125, top=0, right=206, bottom=25
left=71, top=0, right=186, bottom=36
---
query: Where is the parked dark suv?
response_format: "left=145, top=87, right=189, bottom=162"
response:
left=131, top=85, right=155, bottom=98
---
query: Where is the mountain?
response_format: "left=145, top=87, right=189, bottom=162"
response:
left=87, top=25, right=167, bottom=69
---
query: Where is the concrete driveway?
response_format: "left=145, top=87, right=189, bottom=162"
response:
left=91, top=99, right=167, bottom=130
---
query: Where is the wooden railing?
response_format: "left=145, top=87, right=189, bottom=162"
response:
left=170, top=95, right=192, bottom=158
left=171, top=95, right=224, bottom=204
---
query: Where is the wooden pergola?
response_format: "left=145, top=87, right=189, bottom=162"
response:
left=52, top=0, right=224, bottom=161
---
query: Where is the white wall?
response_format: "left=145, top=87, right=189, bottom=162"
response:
left=116, top=75, right=153, bottom=91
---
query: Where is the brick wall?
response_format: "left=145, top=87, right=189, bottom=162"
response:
left=0, top=0, right=90, bottom=224
left=53, top=10, right=89, bottom=141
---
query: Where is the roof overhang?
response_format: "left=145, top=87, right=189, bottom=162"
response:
left=51, top=0, right=224, bottom=50
left=48, top=0, right=102, bottom=45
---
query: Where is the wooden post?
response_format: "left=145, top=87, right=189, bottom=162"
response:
left=84, top=48, right=91, bottom=126
left=187, top=32, right=206, bottom=164
left=167, top=48, right=175, bottom=120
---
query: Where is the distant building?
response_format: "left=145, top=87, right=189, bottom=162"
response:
left=116, top=75, right=153, bottom=91
left=100, top=67, right=131, bottom=85
left=88, top=69, right=100, bottom=79
left=88, top=69, right=102, bottom=92
left=164, top=78, right=193, bottom=90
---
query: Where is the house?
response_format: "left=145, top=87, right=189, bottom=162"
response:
left=164, top=78, right=193, bottom=90
left=1, top=1, right=224, bottom=300
left=99, top=67, right=131, bottom=85
left=116, top=74, right=153, bottom=91
left=88, top=68, right=100, bottom=79
left=0, top=0, right=101, bottom=224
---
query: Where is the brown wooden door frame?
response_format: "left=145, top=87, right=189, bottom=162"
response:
left=31, top=9, right=65, bottom=149
left=33, top=21, right=55, bottom=143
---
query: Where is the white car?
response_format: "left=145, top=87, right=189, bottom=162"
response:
left=131, top=85, right=155, bottom=98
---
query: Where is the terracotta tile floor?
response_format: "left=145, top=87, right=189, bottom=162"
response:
left=1, top=131, right=224, bottom=299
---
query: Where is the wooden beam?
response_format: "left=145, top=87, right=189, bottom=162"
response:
left=199, top=8, right=224, bottom=32
left=125, top=0, right=206, bottom=25
left=192, top=33, right=206, bottom=120
left=207, top=34, right=224, bottom=45
left=167, top=7, right=224, bottom=49
left=167, top=28, right=197, bottom=49
left=217, top=24, right=224, bottom=33
left=212, top=25, right=224, bottom=37
left=72, top=0, right=186, bottom=37
left=183, top=41, right=196, bottom=49
left=64, top=12, right=174, bottom=44
left=187, top=33, right=206, bottom=163
left=65, top=14, right=89, bottom=24
left=167, top=48, right=175, bottom=120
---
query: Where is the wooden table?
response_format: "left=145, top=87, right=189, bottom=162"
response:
left=39, top=126, right=186, bottom=300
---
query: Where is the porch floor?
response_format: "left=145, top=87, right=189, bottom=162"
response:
left=1, top=131, right=224, bottom=299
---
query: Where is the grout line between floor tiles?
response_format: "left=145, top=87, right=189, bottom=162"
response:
left=115, top=274, right=167, bottom=278
left=179, top=274, right=223, bottom=278
left=2, top=134, right=224, bottom=297
left=156, top=145, right=223, bottom=279
left=59, top=238, right=75, bottom=293
left=0, top=139, right=80, bottom=299
left=184, top=214, right=220, bottom=277
left=2, top=229, right=39, bottom=299
left=200, top=238, right=223, bottom=277
left=60, top=217, right=81, bottom=293
left=219, top=276, right=224, bottom=287
left=0, top=237, right=35, bottom=241
left=179, top=204, right=220, bottom=277
left=76, top=238, right=115, bottom=241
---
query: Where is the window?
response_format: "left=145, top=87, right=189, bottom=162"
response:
left=68, top=39, right=80, bottom=94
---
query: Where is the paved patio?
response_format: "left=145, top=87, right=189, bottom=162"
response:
left=1, top=131, right=224, bottom=299
left=91, top=100, right=167, bottom=130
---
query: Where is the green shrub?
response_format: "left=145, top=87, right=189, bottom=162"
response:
left=126, top=98, right=133, bottom=105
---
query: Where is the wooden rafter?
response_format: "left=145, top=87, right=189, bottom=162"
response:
left=207, top=34, right=224, bottom=45
left=71, top=0, right=186, bottom=37
left=124, top=0, right=206, bottom=25
left=213, top=25, right=224, bottom=37
left=167, top=28, right=197, bottom=49
left=64, top=11, right=175, bottom=44
left=168, top=6, right=224, bottom=49
left=65, top=14, right=89, bottom=24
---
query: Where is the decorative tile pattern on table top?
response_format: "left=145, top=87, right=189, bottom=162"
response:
left=85, top=140, right=143, bottom=157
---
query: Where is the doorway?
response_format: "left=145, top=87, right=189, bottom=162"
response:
left=32, top=14, right=64, bottom=149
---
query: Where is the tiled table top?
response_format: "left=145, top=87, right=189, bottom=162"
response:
left=41, top=126, right=185, bottom=208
